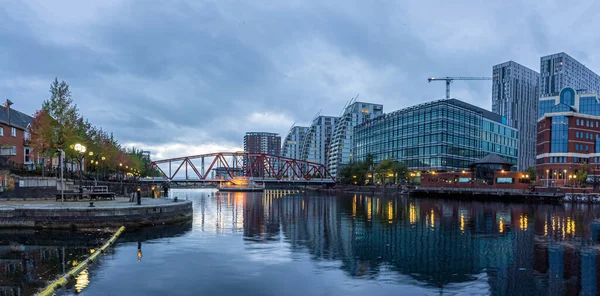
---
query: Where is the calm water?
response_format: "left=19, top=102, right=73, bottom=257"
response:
left=2, top=190, right=600, bottom=295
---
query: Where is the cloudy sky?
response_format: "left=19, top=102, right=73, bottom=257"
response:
left=2, top=0, right=600, bottom=159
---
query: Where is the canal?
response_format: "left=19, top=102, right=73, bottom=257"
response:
left=2, top=189, right=599, bottom=295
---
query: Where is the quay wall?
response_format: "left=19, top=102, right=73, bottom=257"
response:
left=0, top=200, right=193, bottom=230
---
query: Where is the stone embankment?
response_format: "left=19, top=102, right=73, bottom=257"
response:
left=0, top=198, right=193, bottom=229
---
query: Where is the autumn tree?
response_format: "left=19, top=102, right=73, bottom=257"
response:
left=29, top=109, right=55, bottom=175
left=41, top=78, right=81, bottom=160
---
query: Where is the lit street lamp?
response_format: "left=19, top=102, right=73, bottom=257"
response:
left=73, top=143, right=87, bottom=196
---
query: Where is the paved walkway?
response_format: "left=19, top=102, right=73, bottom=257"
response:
left=0, top=197, right=179, bottom=209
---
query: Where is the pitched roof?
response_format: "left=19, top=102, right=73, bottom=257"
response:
left=0, top=108, right=33, bottom=130
left=472, top=153, right=512, bottom=165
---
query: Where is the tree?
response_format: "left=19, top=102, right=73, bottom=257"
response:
left=338, top=161, right=367, bottom=185
left=392, top=161, right=408, bottom=183
left=526, top=166, right=536, bottom=182
left=364, top=153, right=374, bottom=184
left=41, top=78, right=81, bottom=161
left=29, top=109, right=55, bottom=175
left=375, top=159, right=394, bottom=184
left=576, top=162, right=588, bottom=187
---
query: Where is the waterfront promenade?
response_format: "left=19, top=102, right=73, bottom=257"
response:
left=0, top=197, right=193, bottom=230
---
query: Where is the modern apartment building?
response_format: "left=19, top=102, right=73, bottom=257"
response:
left=540, top=52, right=600, bottom=97
left=243, top=132, right=281, bottom=155
left=281, top=125, right=309, bottom=159
left=353, top=99, right=518, bottom=171
left=328, top=101, right=383, bottom=177
left=536, top=87, right=600, bottom=184
left=0, top=105, right=34, bottom=165
left=300, top=116, right=337, bottom=165
left=492, top=61, right=539, bottom=171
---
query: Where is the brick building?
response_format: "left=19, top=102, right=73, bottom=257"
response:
left=537, top=87, right=600, bottom=186
left=243, top=132, right=281, bottom=155
left=0, top=105, right=34, bottom=165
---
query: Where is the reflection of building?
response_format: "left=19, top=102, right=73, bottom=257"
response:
left=244, top=132, right=281, bottom=155
left=536, top=87, right=600, bottom=182
left=233, top=191, right=600, bottom=294
left=281, top=125, right=309, bottom=160
left=353, top=99, right=518, bottom=171
left=492, top=61, right=539, bottom=171
left=328, top=102, right=383, bottom=178
left=300, top=115, right=337, bottom=166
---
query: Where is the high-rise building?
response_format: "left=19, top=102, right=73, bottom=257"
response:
left=536, top=87, right=600, bottom=184
left=540, top=52, right=600, bottom=97
left=492, top=61, right=539, bottom=171
left=243, top=132, right=281, bottom=155
left=328, top=101, right=383, bottom=177
left=300, top=116, right=337, bottom=165
left=353, top=99, right=518, bottom=171
left=281, top=125, right=309, bottom=159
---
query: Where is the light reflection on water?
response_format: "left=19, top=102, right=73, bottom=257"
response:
left=48, top=189, right=600, bottom=295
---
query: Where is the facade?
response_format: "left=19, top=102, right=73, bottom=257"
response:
left=243, top=132, right=281, bottom=155
left=492, top=61, right=539, bottom=171
left=353, top=99, right=518, bottom=171
left=299, top=116, right=337, bottom=165
left=328, top=102, right=383, bottom=177
left=540, top=52, right=600, bottom=97
left=536, top=87, right=600, bottom=185
left=0, top=106, right=33, bottom=165
left=281, top=125, right=309, bottom=159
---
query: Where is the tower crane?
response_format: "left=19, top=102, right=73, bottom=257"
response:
left=428, top=77, right=492, bottom=99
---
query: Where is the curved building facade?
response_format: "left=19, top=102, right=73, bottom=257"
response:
left=300, top=116, right=337, bottom=165
left=282, top=125, right=309, bottom=160
left=328, top=102, right=383, bottom=178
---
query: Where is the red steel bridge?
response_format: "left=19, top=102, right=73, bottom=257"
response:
left=150, top=152, right=335, bottom=184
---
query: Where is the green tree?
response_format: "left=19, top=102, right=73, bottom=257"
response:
left=338, top=161, right=367, bottom=185
left=576, top=162, right=588, bottom=186
left=526, top=166, right=536, bottom=182
left=364, top=153, right=374, bottom=184
left=375, top=159, right=394, bottom=184
left=41, top=78, right=81, bottom=160
left=391, top=161, right=408, bottom=183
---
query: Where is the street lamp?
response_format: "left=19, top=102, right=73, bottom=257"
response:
left=563, top=169, right=567, bottom=186
left=73, top=143, right=87, bottom=196
left=546, top=169, right=549, bottom=187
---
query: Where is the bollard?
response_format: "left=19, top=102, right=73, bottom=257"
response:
left=136, top=187, right=141, bottom=205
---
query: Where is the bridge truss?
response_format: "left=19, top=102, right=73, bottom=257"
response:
left=150, top=152, right=335, bottom=182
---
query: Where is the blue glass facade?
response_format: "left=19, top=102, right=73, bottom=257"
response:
left=550, top=116, right=568, bottom=152
left=353, top=99, right=518, bottom=171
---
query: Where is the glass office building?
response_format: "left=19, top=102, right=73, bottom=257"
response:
left=353, top=99, right=518, bottom=171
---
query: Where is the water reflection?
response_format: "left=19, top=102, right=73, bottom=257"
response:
left=0, top=230, right=110, bottom=296
left=192, top=190, right=600, bottom=295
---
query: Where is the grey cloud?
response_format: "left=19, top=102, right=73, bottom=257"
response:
left=2, top=0, right=600, bottom=155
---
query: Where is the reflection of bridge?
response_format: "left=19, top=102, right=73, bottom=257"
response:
left=150, top=152, right=335, bottom=184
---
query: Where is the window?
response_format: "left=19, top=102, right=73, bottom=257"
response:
left=0, top=127, right=3, bottom=136
left=11, top=127, right=16, bottom=137
left=24, top=148, right=32, bottom=164
left=10, top=146, right=16, bottom=155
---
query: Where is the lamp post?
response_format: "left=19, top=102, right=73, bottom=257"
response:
left=58, top=149, right=65, bottom=203
left=546, top=169, right=549, bottom=187
left=563, top=169, right=567, bottom=186
left=119, top=163, right=123, bottom=195
left=73, top=143, right=87, bottom=196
